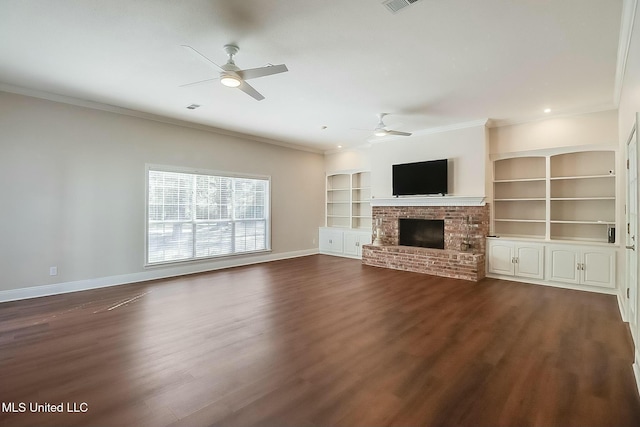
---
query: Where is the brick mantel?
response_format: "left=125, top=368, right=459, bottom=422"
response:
left=362, top=204, right=490, bottom=281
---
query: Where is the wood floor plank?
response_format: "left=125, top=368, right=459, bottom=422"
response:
left=1, top=254, right=639, bottom=426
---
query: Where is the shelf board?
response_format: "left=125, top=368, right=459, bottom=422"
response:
left=550, top=197, right=615, bottom=201
left=550, top=174, right=615, bottom=181
left=352, top=216, right=372, bottom=219
left=494, top=198, right=546, bottom=201
left=352, top=200, right=371, bottom=203
left=550, top=220, right=615, bottom=225
left=326, top=202, right=350, bottom=204
left=494, top=219, right=546, bottom=223
left=494, top=178, right=546, bottom=183
left=490, top=234, right=546, bottom=240
left=327, top=215, right=350, bottom=218
left=327, top=188, right=350, bottom=192
left=352, top=187, right=371, bottom=191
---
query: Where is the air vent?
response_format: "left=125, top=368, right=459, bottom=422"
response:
left=186, top=104, right=201, bottom=110
left=382, top=0, right=421, bottom=14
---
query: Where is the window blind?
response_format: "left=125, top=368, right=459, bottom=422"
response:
left=147, top=168, right=270, bottom=265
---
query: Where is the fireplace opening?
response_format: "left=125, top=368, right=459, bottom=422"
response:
left=398, top=219, right=445, bottom=249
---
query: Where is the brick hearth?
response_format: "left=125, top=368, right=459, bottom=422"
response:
left=362, top=204, right=490, bottom=281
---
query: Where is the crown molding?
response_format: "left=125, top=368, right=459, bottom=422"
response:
left=614, top=0, right=638, bottom=107
left=489, top=104, right=617, bottom=128
left=0, top=83, right=324, bottom=155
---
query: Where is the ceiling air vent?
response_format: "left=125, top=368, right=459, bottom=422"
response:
left=382, top=0, right=421, bottom=14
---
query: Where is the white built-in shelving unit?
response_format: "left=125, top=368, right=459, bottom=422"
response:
left=325, top=171, right=372, bottom=229
left=321, top=171, right=372, bottom=259
left=493, top=150, right=616, bottom=243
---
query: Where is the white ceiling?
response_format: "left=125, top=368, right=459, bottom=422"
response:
left=0, top=0, right=624, bottom=152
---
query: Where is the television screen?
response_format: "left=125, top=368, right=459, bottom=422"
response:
left=392, top=159, right=448, bottom=196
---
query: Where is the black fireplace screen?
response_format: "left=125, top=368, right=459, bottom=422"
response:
left=398, top=219, right=445, bottom=249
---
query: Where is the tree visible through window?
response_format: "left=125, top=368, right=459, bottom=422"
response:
left=147, top=168, right=269, bottom=264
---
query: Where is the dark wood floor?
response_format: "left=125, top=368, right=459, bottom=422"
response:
left=1, top=255, right=639, bottom=427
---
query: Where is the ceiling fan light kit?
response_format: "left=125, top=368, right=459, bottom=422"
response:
left=220, top=72, right=241, bottom=87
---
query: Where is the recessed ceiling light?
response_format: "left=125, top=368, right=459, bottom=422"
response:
left=337, top=145, right=343, bottom=149
left=544, top=108, right=551, bottom=113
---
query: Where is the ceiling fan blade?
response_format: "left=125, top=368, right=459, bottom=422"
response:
left=181, top=45, right=222, bottom=70
left=238, top=81, right=265, bottom=101
left=237, top=64, right=288, bottom=80
left=179, top=77, right=217, bottom=88
left=386, top=130, right=412, bottom=137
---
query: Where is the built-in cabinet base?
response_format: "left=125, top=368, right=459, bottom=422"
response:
left=487, top=237, right=617, bottom=293
left=319, top=227, right=372, bottom=259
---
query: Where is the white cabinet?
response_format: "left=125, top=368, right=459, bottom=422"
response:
left=488, top=238, right=617, bottom=291
left=319, top=228, right=343, bottom=255
left=319, top=228, right=371, bottom=259
left=344, top=231, right=372, bottom=258
left=488, top=240, right=544, bottom=279
left=546, top=245, right=616, bottom=288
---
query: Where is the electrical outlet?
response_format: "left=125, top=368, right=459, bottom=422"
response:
left=49, top=266, right=57, bottom=276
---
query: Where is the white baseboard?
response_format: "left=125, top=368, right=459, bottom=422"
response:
left=0, top=249, right=319, bottom=303
left=634, top=348, right=640, bottom=398
left=484, top=274, right=618, bottom=296
left=618, top=291, right=629, bottom=322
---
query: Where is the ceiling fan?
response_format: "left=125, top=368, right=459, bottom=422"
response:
left=181, top=44, right=288, bottom=101
left=373, top=113, right=412, bottom=137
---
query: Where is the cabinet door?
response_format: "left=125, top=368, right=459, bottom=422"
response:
left=582, top=250, right=615, bottom=288
left=546, top=246, right=580, bottom=285
left=488, top=242, right=515, bottom=276
left=343, top=232, right=372, bottom=258
left=515, top=245, right=544, bottom=279
left=319, top=229, right=343, bottom=254
left=343, top=232, right=360, bottom=257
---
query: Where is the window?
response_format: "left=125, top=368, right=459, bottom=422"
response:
left=146, top=166, right=270, bottom=265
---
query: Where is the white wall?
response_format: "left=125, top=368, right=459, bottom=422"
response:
left=371, top=125, right=488, bottom=198
left=325, top=125, right=489, bottom=199
left=490, top=109, right=619, bottom=154
left=0, top=92, right=325, bottom=294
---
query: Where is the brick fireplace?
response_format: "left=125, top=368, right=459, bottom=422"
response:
left=362, top=201, right=490, bottom=281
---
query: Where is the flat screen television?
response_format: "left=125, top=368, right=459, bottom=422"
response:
left=392, top=159, right=448, bottom=196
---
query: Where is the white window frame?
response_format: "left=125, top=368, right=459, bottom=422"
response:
left=144, top=164, right=271, bottom=267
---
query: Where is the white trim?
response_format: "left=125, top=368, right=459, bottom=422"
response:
left=0, top=249, right=318, bottom=303
left=614, top=0, right=638, bottom=107
left=0, top=84, right=323, bottom=154
left=634, top=348, right=640, bottom=398
left=619, top=290, right=629, bottom=321
left=485, top=273, right=618, bottom=296
left=489, top=105, right=618, bottom=129
left=370, top=196, right=486, bottom=207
